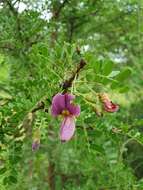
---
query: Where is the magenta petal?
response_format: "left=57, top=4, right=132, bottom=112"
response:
left=51, top=93, right=81, bottom=117
left=51, top=93, right=66, bottom=116
left=65, top=93, right=80, bottom=116
left=65, top=93, right=75, bottom=103
left=60, top=116, right=75, bottom=142
left=67, top=104, right=80, bottom=116
left=32, top=140, right=40, bottom=151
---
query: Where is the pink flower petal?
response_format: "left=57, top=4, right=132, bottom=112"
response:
left=60, top=116, right=75, bottom=142
left=65, top=93, right=75, bottom=103
left=65, top=93, right=80, bottom=116
left=51, top=93, right=66, bottom=116
left=67, top=104, right=80, bottom=116
left=51, top=93, right=81, bottom=117
left=32, top=140, right=40, bottom=151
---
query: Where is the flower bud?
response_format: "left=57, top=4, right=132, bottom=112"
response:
left=99, top=93, right=119, bottom=113
left=32, top=128, right=40, bottom=151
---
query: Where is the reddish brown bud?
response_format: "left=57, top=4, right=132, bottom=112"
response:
left=99, top=93, right=119, bottom=113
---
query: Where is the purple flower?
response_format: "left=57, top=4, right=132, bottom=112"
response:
left=32, top=128, right=40, bottom=151
left=32, top=140, right=40, bottom=151
left=51, top=93, right=80, bottom=142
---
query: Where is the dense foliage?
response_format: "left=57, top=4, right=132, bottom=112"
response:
left=0, top=0, right=143, bottom=189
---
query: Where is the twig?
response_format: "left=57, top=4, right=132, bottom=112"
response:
left=48, top=161, right=55, bottom=190
left=5, top=0, right=23, bottom=42
left=51, top=0, right=69, bottom=46
left=61, top=58, right=87, bottom=92
left=31, top=101, right=45, bottom=113
left=53, top=0, right=69, bottom=19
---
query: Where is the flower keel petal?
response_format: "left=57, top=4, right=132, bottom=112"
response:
left=60, top=116, right=75, bottom=142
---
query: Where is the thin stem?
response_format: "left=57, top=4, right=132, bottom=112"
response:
left=48, top=161, right=55, bottom=190
left=83, top=124, right=91, bottom=153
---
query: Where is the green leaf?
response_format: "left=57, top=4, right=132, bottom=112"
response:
left=102, top=61, right=113, bottom=75
left=111, top=80, right=119, bottom=89
left=119, top=86, right=130, bottom=93
left=3, top=175, right=17, bottom=185
left=0, top=90, right=12, bottom=99
left=0, top=167, right=7, bottom=175
left=9, top=155, right=21, bottom=164
left=85, top=54, right=101, bottom=73
left=133, top=119, right=143, bottom=126
left=88, top=130, right=102, bottom=137
left=3, top=177, right=9, bottom=185
left=0, top=99, right=8, bottom=106
left=86, top=69, right=94, bottom=81
left=115, top=67, right=132, bottom=81
left=94, top=61, right=101, bottom=73
left=94, top=75, right=103, bottom=82
left=101, top=77, right=111, bottom=85
left=90, top=144, right=105, bottom=154
left=8, top=175, right=17, bottom=184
